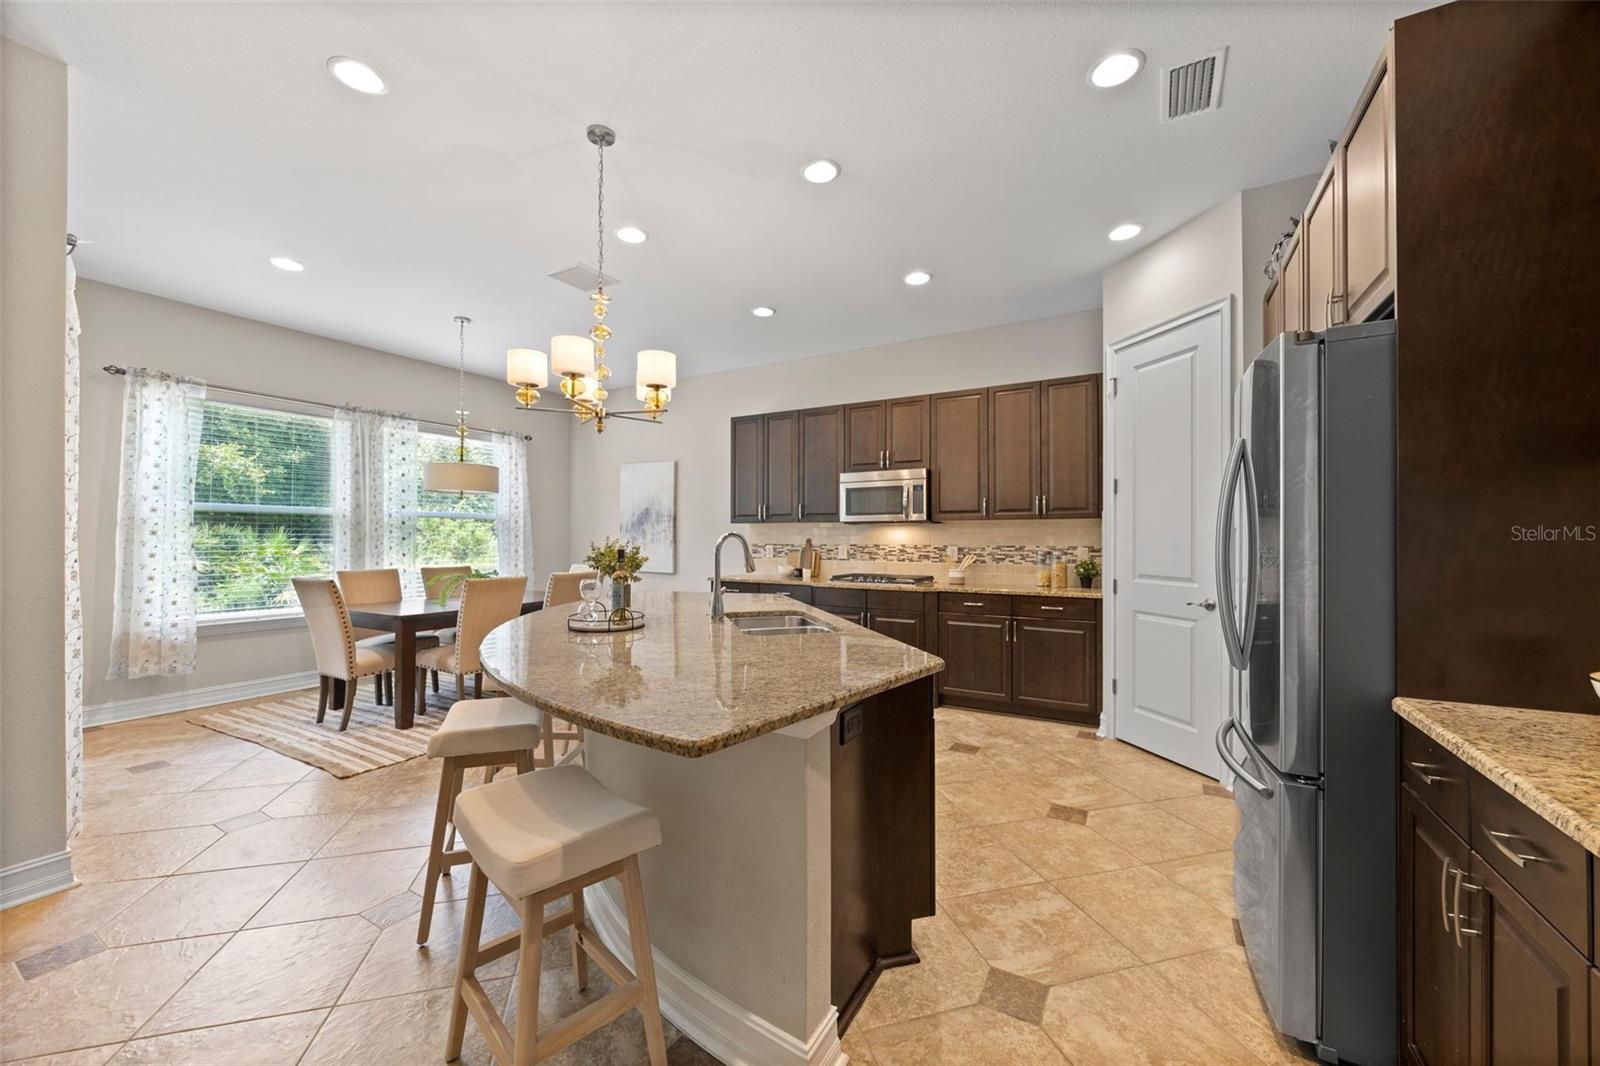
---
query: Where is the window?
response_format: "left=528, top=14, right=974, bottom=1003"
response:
left=415, top=430, right=498, bottom=572
left=193, top=400, right=334, bottom=617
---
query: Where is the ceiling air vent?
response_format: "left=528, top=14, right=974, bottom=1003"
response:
left=547, top=264, right=620, bottom=291
left=1160, top=47, right=1227, bottom=122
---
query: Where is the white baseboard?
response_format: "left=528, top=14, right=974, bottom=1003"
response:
left=84, top=670, right=320, bottom=728
left=585, top=883, right=846, bottom=1066
left=0, top=850, right=77, bottom=911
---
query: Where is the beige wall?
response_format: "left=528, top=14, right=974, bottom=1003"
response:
left=1, top=38, right=70, bottom=873
left=77, top=281, right=572, bottom=712
left=1241, top=173, right=1321, bottom=352
left=567, top=309, right=1105, bottom=591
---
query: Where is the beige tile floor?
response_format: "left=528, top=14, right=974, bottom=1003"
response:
left=1, top=701, right=1312, bottom=1065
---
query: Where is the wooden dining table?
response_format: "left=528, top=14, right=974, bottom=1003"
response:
left=346, top=594, right=543, bottom=729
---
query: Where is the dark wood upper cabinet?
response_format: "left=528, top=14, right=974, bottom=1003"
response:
left=843, top=402, right=887, bottom=472
left=1399, top=785, right=1472, bottom=1066
left=884, top=396, right=930, bottom=468
left=987, top=383, right=1041, bottom=518
left=930, top=389, right=988, bottom=521
left=798, top=406, right=843, bottom=522
left=762, top=411, right=799, bottom=522
left=1010, top=617, right=1096, bottom=719
left=730, top=415, right=764, bottom=522
left=1042, top=375, right=1101, bottom=517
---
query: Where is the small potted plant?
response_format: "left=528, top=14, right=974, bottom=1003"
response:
left=1074, top=557, right=1101, bottom=589
left=584, top=537, right=649, bottom=618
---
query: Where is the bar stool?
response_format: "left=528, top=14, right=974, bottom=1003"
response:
left=446, top=765, right=667, bottom=1066
left=416, top=697, right=543, bottom=945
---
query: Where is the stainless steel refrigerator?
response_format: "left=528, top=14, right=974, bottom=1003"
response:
left=1214, top=320, right=1397, bottom=1066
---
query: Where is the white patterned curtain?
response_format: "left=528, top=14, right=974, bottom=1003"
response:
left=333, top=406, right=419, bottom=573
left=107, top=368, right=207, bottom=679
left=493, top=431, right=534, bottom=592
left=65, top=257, right=84, bottom=836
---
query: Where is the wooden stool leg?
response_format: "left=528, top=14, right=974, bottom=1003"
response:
left=514, top=893, right=545, bottom=1066
left=514, top=750, right=534, bottom=776
left=570, top=889, right=589, bottom=991
left=447, top=863, right=491, bottom=1062
left=541, top=713, right=556, bottom=769
left=621, top=856, right=667, bottom=1066
left=417, top=757, right=457, bottom=945
left=316, top=676, right=329, bottom=723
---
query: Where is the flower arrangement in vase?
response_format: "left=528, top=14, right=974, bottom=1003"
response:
left=1073, top=557, right=1101, bottom=589
left=583, top=537, right=649, bottom=619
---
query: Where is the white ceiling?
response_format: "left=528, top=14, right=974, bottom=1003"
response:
left=9, top=1, right=1421, bottom=381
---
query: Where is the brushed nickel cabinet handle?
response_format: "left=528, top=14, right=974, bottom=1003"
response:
left=981, top=494, right=987, bottom=515
left=962, top=601, right=986, bottom=608
left=1485, top=828, right=1550, bottom=868
left=1451, top=867, right=1481, bottom=946
left=1040, top=605, right=1064, bottom=611
left=1439, top=859, right=1453, bottom=935
left=1042, top=493, right=1048, bottom=512
left=1407, top=760, right=1452, bottom=786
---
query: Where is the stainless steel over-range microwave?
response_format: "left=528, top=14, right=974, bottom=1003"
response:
left=839, top=468, right=929, bottom=523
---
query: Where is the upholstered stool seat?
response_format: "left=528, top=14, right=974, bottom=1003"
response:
left=452, top=766, right=661, bottom=901
left=426, top=697, right=543, bottom=760
left=446, top=767, right=667, bottom=1066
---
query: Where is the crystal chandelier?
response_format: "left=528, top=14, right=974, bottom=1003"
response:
left=423, top=315, right=499, bottom=493
left=506, top=124, right=677, bottom=433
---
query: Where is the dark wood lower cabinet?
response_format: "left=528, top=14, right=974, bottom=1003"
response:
left=935, top=613, right=1009, bottom=703
left=1400, top=785, right=1472, bottom=1066
left=1011, top=617, right=1097, bottom=718
left=867, top=609, right=924, bottom=651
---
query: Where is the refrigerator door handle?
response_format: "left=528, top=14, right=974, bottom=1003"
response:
left=1237, top=440, right=1261, bottom=664
left=1216, top=718, right=1273, bottom=797
left=1214, top=439, right=1248, bottom=669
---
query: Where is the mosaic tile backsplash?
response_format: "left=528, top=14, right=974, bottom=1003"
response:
left=741, top=518, right=1103, bottom=579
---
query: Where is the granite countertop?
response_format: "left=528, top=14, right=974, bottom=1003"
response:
left=480, top=590, right=944, bottom=758
left=738, top=571, right=1103, bottom=600
left=1393, top=697, right=1600, bottom=854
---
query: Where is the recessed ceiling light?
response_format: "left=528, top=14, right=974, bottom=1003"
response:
left=1088, top=50, right=1144, bottom=89
left=751, top=306, right=776, bottom=318
left=615, top=225, right=648, bottom=244
left=1107, top=223, right=1143, bottom=242
left=326, top=56, right=387, bottom=95
left=801, top=159, right=841, bottom=184
left=903, top=270, right=932, bottom=287
left=268, top=256, right=306, bottom=272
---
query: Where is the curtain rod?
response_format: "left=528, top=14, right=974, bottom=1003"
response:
left=100, top=364, right=533, bottom=442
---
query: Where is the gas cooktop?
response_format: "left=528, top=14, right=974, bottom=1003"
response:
left=829, top=573, right=935, bottom=585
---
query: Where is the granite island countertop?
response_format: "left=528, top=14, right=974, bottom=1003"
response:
left=1393, top=697, right=1600, bottom=854
left=732, top=571, right=1103, bottom=600
left=480, top=590, right=944, bottom=758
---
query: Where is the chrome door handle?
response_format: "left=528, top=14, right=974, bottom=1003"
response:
left=1186, top=599, right=1217, bottom=611
left=1451, top=866, right=1481, bottom=946
left=1214, top=440, right=1248, bottom=669
left=1484, top=829, right=1550, bottom=868
left=1237, top=442, right=1259, bottom=659
left=1407, top=760, right=1452, bottom=786
left=1215, top=719, right=1272, bottom=797
left=1439, top=858, right=1453, bottom=934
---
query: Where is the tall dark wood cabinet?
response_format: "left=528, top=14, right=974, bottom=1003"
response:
left=1041, top=375, right=1101, bottom=517
left=798, top=406, right=843, bottom=522
left=929, top=389, right=988, bottom=521
left=1399, top=785, right=1472, bottom=1066
left=762, top=411, right=798, bottom=522
left=987, top=383, right=1041, bottom=518
left=730, top=415, right=765, bottom=522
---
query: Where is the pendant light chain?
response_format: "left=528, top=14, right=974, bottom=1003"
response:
left=595, top=138, right=606, bottom=289
left=455, top=316, right=469, bottom=462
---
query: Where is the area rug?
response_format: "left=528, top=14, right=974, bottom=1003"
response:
left=189, top=683, right=489, bottom=777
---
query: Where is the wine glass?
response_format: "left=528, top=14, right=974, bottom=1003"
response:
left=577, top=576, right=605, bottom=622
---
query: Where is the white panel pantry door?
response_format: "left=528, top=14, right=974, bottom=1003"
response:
left=1110, top=306, right=1229, bottom=777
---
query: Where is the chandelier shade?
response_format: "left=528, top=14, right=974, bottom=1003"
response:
left=551, top=335, right=596, bottom=378
left=636, top=349, right=678, bottom=389
left=506, top=348, right=548, bottom=388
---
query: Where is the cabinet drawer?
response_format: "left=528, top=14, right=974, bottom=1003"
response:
left=1469, top=770, right=1589, bottom=953
left=721, top=581, right=762, bottom=595
left=866, top=589, right=926, bottom=612
left=1400, top=721, right=1469, bottom=840
left=938, top=593, right=1012, bottom=615
left=813, top=587, right=867, bottom=610
left=1012, top=596, right=1098, bottom=621
left=761, top=584, right=813, bottom=604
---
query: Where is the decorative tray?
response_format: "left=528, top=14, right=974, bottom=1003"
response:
left=566, top=608, right=646, bottom=633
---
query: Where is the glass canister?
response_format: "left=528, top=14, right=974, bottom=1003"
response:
left=1035, top=550, right=1052, bottom=588
left=1051, top=551, right=1070, bottom=589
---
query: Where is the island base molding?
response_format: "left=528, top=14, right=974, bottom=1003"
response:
left=584, top=883, right=847, bottom=1066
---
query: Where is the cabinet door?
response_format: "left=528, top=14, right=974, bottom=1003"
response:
left=730, top=415, right=765, bottom=522
left=987, top=383, right=1041, bottom=518
left=1263, top=278, right=1286, bottom=349
left=819, top=605, right=865, bottom=626
left=885, top=396, right=930, bottom=469
left=1339, top=59, right=1395, bottom=322
left=762, top=411, right=799, bottom=522
left=1282, top=238, right=1306, bottom=335
left=1467, top=852, right=1590, bottom=1066
left=937, top=613, right=1009, bottom=702
left=1304, top=164, right=1338, bottom=332
left=867, top=609, right=924, bottom=652
left=1399, top=785, right=1473, bottom=1066
left=843, top=402, right=887, bottom=471
left=1011, top=617, right=1097, bottom=718
left=798, top=406, right=843, bottom=522
left=930, top=389, right=988, bottom=520
left=1041, top=375, right=1101, bottom=517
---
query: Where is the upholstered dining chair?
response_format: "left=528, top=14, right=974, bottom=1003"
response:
left=414, top=576, right=526, bottom=712
left=336, top=568, right=403, bottom=704
left=538, top=570, right=598, bottom=765
left=545, top=569, right=598, bottom=609
left=293, top=577, right=397, bottom=732
left=419, top=565, right=473, bottom=693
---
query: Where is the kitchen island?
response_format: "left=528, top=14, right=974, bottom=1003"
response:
left=479, top=590, right=943, bottom=1066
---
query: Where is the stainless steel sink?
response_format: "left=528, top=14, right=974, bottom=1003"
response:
left=727, top=613, right=837, bottom=636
